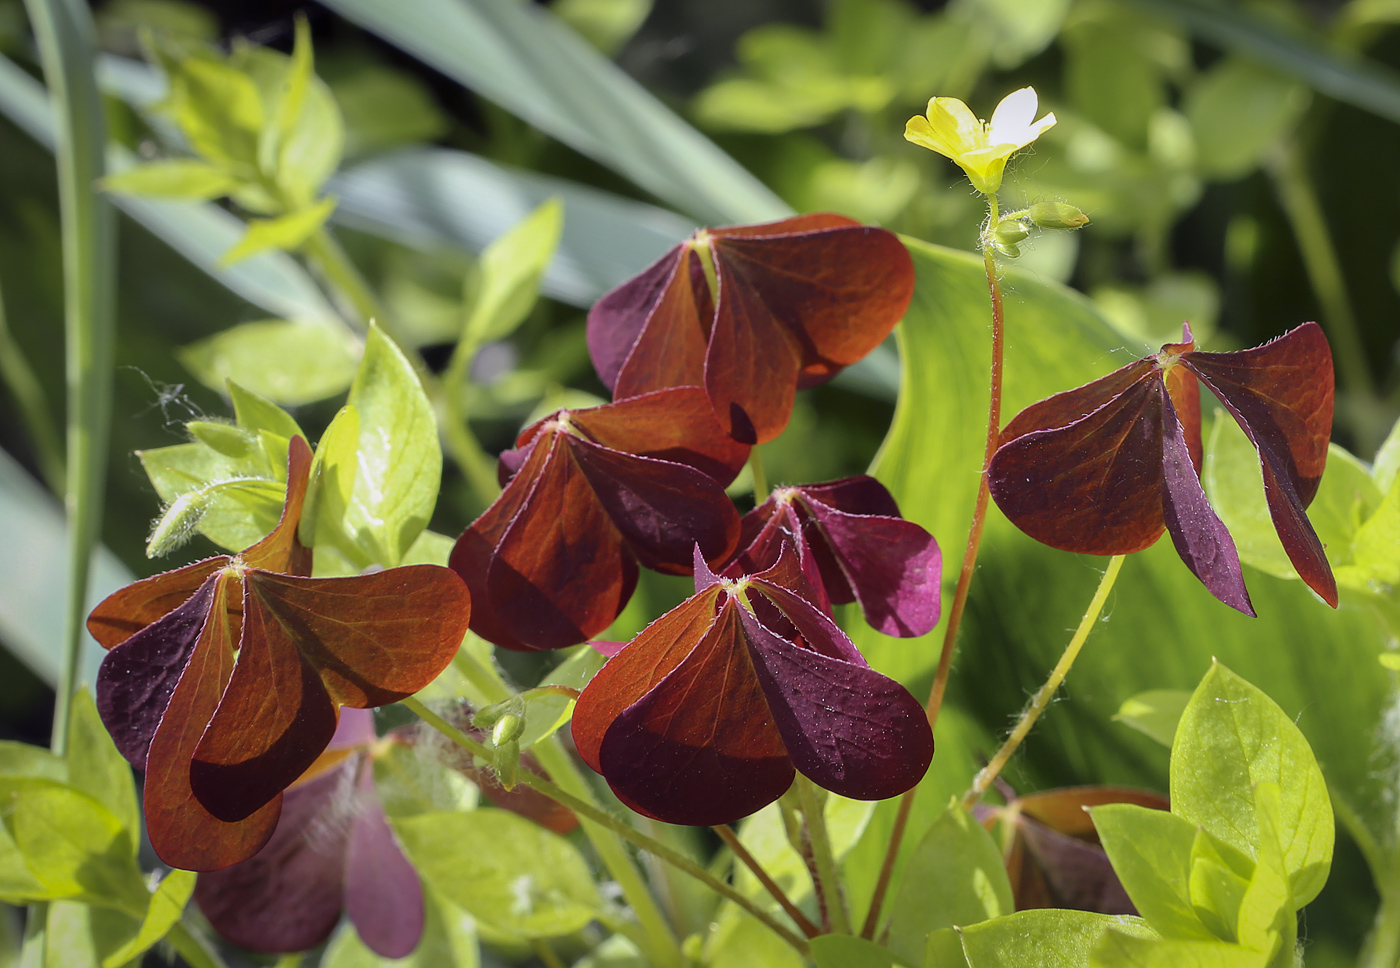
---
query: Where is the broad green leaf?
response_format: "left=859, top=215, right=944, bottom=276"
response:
left=228, top=381, right=303, bottom=457
left=403, top=529, right=456, bottom=567
left=1171, top=662, right=1333, bottom=908
left=301, top=403, right=363, bottom=565
left=1090, top=928, right=1270, bottom=968
left=0, top=819, right=46, bottom=902
left=811, top=934, right=911, bottom=968
left=186, top=421, right=259, bottom=462
left=258, top=18, right=344, bottom=205
left=463, top=198, right=563, bottom=346
left=1203, top=418, right=1377, bottom=583
left=960, top=910, right=1156, bottom=968
left=319, top=0, right=790, bottom=225
left=1113, top=690, right=1192, bottom=747
left=703, top=905, right=805, bottom=968
left=11, top=782, right=146, bottom=912
left=860, top=238, right=1390, bottom=929
left=42, top=901, right=140, bottom=968
left=886, top=801, right=1013, bottom=966
left=101, top=159, right=238, bottom=200
left=339, top=325, right=441, bottom=567
left=100, top=868, right=196, bottom=968
left=1341, top=470, right=1400, bottom=593
left=169, top=54, right=263, bottom=165
left=1091, top=804, right=1213, bottom=941
left=393, top=809, right=600, bottom=938
left=179, top=319, right=359, bottom=406
left=1187, top=831, right=1253, bottom=943
left=1185, top=57, right=1308, bottom=179
left=517, top=644, right=606, bottom=749
left=321, top=884, right=480, bottom=968
left=0, top=742, right=66, bottom=783
left=221, top=196, right=337, bottom=266
left=66, top=690, right=140, bottom=842
left=1233, top=783, right=1292, bottom=958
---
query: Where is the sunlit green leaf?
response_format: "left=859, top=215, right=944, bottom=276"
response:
left=10, top=782, right=146, bottom=911
left=1171, top=662, right=1333, bottom=908
left=1112, top=689, right=1192, bottom=747
left=100, top=868, right=196, bottom=968
left=394, top=808, right=600, bottom=938
left=101, top=159, right=238, bottom=200
left=811, top=934, right=910, bottom=968
left=138, top=443, right=283, bottom=553
left=1091, top=804, right=1212, bottom=941
left=960, top=910, right=1156, bottom=968
left=66, top=689, right=139, bottom=841
left=168, top=53, right=263, bottom=166
left=221, top=196, right=337, bottom=266
left=179, top=319, right=359, bottom=406
left=1090, top=928, right=1270, bottom=968
left=463, top=198, right=563, bottom=346
left=886, top=801, right=1012, bottom=966
left=42, top=901, right=140, bottom=968
left=1232, top=783, right=1292, bottom=956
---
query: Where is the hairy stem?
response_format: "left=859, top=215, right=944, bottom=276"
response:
left=961, top=554, right=1125, bottom=808
left=796, top=776, right=850, bottom=935
left=403, top=697, right=811, bottom=959
left=446, top=649, right=684, bottom=968
left=861, top=192, right=1007, bottom=938
left=713, top=824, right=820, bottom=938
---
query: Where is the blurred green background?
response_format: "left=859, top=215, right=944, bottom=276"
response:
left=4, top=0, right=1400, bottom=964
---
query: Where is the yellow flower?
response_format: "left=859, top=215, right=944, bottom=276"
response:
left=905, top=87, right=1056, bottom=195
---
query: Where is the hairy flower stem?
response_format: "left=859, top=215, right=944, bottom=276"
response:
left=712, top=824, right=820, bottom=937
left=444, top=651, right=684, bottom=968
left=961, top=554, right=1125, bottom=809
left=403, top=696, right=811, bottom=959
left=796, top=774, right=852, bottom=935
left=748, top=447, right=769, bottom=502
left=860, top=193, right=1007, bottom=939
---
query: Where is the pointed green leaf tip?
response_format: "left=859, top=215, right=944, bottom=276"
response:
left=1170, top=661, right=1333, bottom=910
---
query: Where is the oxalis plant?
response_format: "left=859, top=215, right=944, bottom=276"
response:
left=5, top=25, right=1378, bottom=968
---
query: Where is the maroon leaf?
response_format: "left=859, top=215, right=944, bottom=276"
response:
left=345, top=766, right=425, bottom=958
left=589, top=215, right=915, bottom=444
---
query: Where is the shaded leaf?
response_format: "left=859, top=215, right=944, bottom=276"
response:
left=179, top=320, right=359, bottom=406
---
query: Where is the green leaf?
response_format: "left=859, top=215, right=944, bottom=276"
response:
left=1185, top=57, right=1308, bottom=179
left=517, top=644, right=606, bottom=749
left=330, top=65, right=450, bottom=158
left=1340, top=469, right=1400, bottom=593
left=221, top=196, right=337, bottom=266
left=229, top=380, right=303, bottom=443
left=179, top=319, right=359, bottom=406
left=169, top=53, right=264, bottom=166
left=318, top=0, right=790, bottom=225
left=101, top=159, right=239, bottom=200
left=1373, top=413, right=1400, bottom=495
left=463, top=198, right=563, bottom=346
left=1090, top=928, right=1270, bottom=968
left=1187, top=830, right=1254, bottom=943
left=261, top=18, right=344, bottom=205
left=1113, top=690, right=1192, bottom=747
left=886, top=801, right=1013, bottom=966
left=924, top=928, right=968, bottom=968
left=811, top=935, right=912, bottom=968
left=339, top=325, right=441, bottom=567
left=1170, top=662, right=1333, bottom=908
left=1091, top=804, right=1213, bottom=941
left=1203, top=418, right=1377, bottom=584
left=704, top=905, right=805, bottom=968
left=100, top=868, right=196, bottom=968
left=42, top=901, right=140, bottom=968
left=960, top=910, right=1157, bottom=968
left=138, top=442, right=284, bottom=553
left=10, top=782, right=146, bottom=911
left=1233, top=783, right=1292, bottom=958
left=300, top=403, right=363, bottom=564
left=65, top=689, right=139, bottom=841
left=393, top=808, right=601, bottom=938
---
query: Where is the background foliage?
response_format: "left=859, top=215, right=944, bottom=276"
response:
left=2, top=0, right=1400, bottom=965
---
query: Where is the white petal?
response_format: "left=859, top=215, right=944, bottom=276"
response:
left=988, top=87, right=1040, bottom=142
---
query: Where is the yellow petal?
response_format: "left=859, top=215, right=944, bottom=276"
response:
left=924, top=96, right=988, bottom=155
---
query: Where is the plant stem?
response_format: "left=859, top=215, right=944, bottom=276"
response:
left=712, top=824, right=820, bottom=938
left=531, top=939, right=568, bottom=968
left=748, top=447, right=768, bottom=502
left=961, top=554, right=1125, bottom=809
left=403, top=697, right=811, bottom=959
left=443, top=649, right=685, bottom=968
left=169, top=919, right=232, bottom=968
left=860, top=192, right=1007, bottom=939
left=796, top=775, right=851, bottom=935
left=24, top=0, right=117, bottom=758
left=0, top=281, right=64, bottom=493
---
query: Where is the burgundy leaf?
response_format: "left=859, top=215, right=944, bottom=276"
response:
left=345, top=767, right=425, bottom=958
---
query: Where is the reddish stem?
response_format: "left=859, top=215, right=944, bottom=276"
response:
left=712, top=825, right=822, bottom=938
left=860, top=208, right=1006, bottom=939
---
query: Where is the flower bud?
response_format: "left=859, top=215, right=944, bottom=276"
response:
left=1028, top=201, right=1089, bottom=230
left=993, top=240, right=1022, bottom=259
left=494, top=739, right=520, bottom=790
left=994, top=220, right=1030, bottom=246
left=491, top=711, right=526, bottom=747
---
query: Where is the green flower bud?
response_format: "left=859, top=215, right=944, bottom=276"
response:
left=1028, top=201, right=1089, bottom=230
left=994, top=219, right=1030, bottom=246
left=993, top=240, right=1022, bottom=259
left=491, top=711, right=526, bottom=747
left=495, top=739, right=520, bottom=791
